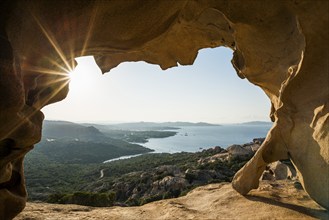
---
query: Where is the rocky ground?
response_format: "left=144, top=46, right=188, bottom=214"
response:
left=16, top=138, right=328, bottom=219
left=15, top=180, right=328, bottom=220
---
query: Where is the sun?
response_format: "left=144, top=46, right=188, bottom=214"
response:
left=69, top=67, right=90, bottom=91
left=68, top=56, right=100, bottom=94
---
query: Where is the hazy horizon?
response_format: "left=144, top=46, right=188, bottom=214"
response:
left=42, top=47, right=271, bottom=124
left=43, top=119, right=272, bottom=125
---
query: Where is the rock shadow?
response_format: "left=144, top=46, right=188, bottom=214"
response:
left=244, top=195, right=328, bottom=219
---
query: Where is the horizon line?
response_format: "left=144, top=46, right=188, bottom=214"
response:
left=43, top=119, right=273, bottom=125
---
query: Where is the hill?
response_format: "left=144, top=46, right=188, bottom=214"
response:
left=32, top=120, right=155, bottom=164
left=33, top=139, right=152, bottom=164
left=24, top=120, right=179, bottom=201
left=42, top=120, right=178, bottom=145
left=43, top=120, right=105, bottom=142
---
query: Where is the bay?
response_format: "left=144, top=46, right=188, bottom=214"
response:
left=142, top=124, right=272, bottom=153
left=104, top=123, right=272, bottom=163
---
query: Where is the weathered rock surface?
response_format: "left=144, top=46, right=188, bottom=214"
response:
left=14, top=180, right=328, bottom=220
left=0, top=0, right=328, bottom=218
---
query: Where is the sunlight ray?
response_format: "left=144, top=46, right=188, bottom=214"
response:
left=37, top=79, right=70, bottom=109
left=32, top=14, right=73, bottom=72
left=70, top=48, right=76, bottom=71
left=40, top=76, right=71, bottom=87
left=8, top=13, right=78, bottom=139
left=25, top=77, right=71, bottom=91
left=4, top=78, right=70, bottom=140
left=80, top=3, right=99, bottom=57
left=45, top=57, right=72, bottom=74
left=22, top=66, right=69, bottom=77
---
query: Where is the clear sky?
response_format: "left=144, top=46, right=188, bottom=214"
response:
left=42, top=47, right=271, bottom=124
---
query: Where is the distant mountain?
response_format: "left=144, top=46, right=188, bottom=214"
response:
left=160, top=122, right=220, bottom=127
left=84, top=122, right=179, bottom=131
left=239, top=121, right=272, bottom=125
left=86, top=121, right=220, bottom=131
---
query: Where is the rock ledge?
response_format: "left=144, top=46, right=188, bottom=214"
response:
left=15, top=180, right=328, bottom=220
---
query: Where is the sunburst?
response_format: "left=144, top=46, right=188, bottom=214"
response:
left=6, top=4, right=102, bottom=140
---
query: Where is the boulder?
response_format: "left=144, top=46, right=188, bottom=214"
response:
left=261, top=161, right=296, bottom=181
left=185, top=169, right=225, bottom=184
left=253, top=138, right=265, bottom=145
left=159, top=176, right=188, bottom=191
left=227, top=144, right=254, bottom=160
left=155, top=165, right=181, bottom=177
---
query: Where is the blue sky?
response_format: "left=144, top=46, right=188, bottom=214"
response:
left=42, top=47, right=271, bottom=124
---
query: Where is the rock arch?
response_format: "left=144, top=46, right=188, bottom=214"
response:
left=0, top=1, right=328, bottom=219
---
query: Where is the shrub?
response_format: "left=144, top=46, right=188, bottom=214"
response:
left=47, top=191, right=116, bottom=207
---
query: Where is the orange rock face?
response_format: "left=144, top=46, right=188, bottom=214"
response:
left=0, top=0, right=328, bottom=219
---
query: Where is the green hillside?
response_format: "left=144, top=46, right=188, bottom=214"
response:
left=35, top=120, right=155, bottom=164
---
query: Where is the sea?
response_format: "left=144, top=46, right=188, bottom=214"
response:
left=104, top=123, right=272, bottom=163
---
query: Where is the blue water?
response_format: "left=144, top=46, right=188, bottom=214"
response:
left=103, top=124, right=272, bottom=163
left=142, top=124, right=272, bottom=153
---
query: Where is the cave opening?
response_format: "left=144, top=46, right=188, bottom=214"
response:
left=23, top=46, right=273, bottom=204
left=2, top=1, right=328, bottom=217
left=42, top=47, right=270, bottom=124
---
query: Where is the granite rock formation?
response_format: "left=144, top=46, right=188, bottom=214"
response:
left=14, top=180, right=328, bottom=220
left=0, top=0, right=328, bottom=219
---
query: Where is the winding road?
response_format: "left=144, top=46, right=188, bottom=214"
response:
left=100, top=169, right=104, bottom=179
